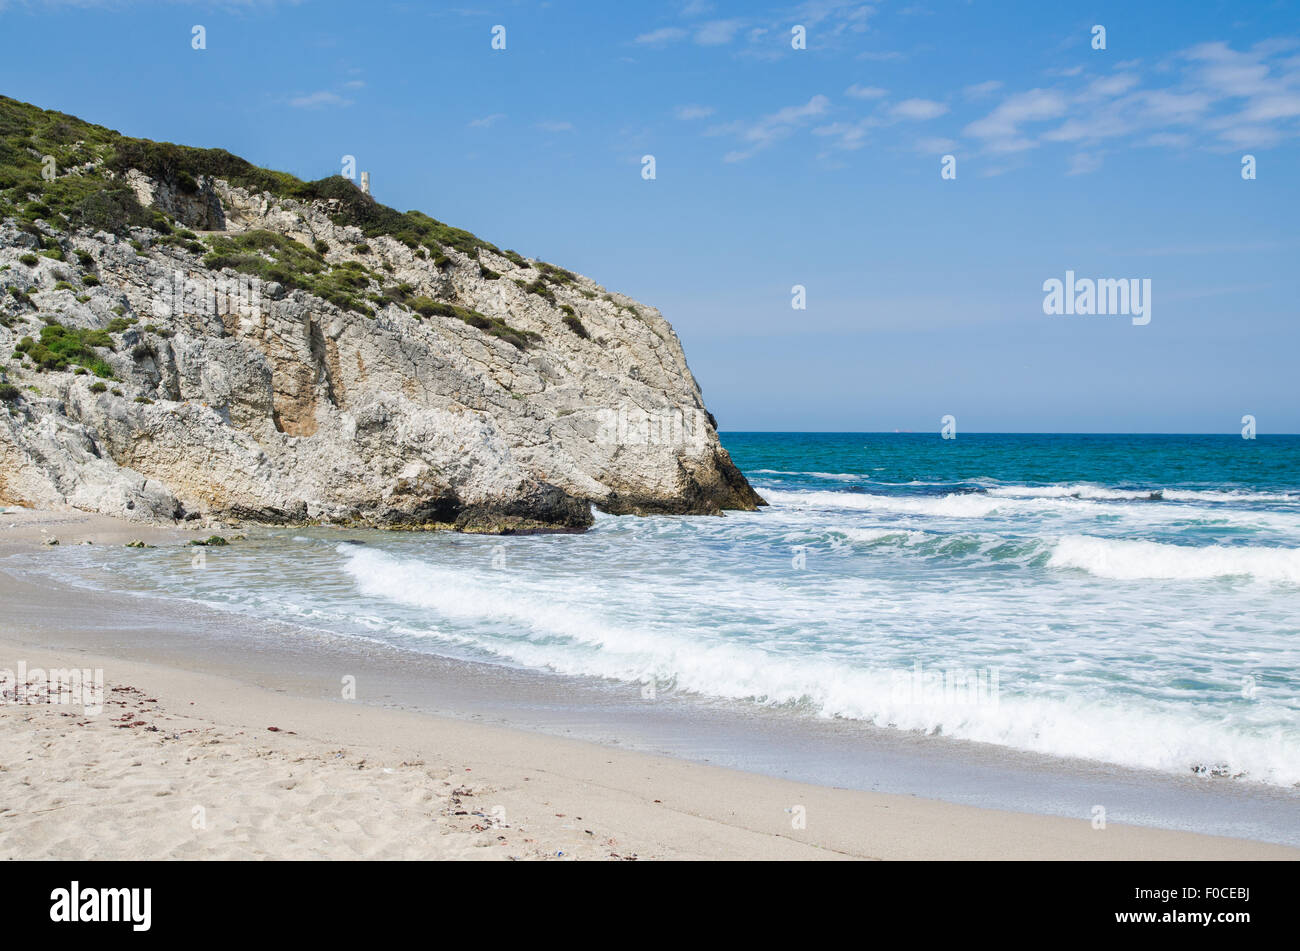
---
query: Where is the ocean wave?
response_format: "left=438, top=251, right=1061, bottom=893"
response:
left=764, top=488, right=1013, bottom=518
left=831, top=522, right=1300, bottom=582
left=985, top=484, right=1163, bottom=501
left=761, top=488, right=1300, bottom=537
left=1048, top=535, right=1300, bottom=584
left=1161, top=488, right=1300, bottom=504
left=338, top=545, right=1300, bottom=784
left=986, top=483, right=1300, bottom=504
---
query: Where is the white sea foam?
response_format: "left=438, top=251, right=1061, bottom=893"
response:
left=1048, top=535, right=1300, bottom=584
left=985, top=484, right=1161, bottom=501
left=764, top=489, right=1012, bottom=518
left=1161, top=488, right=1300, bottom=504
left=338, top=544, right=1300, bottom=785
left=838, top=527, right=933, bottom=544
left=986, top=483, right=1300, bottom=504
left=761, top=488, right=1300, bottom=537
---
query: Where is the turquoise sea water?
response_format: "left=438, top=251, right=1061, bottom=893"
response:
left=34, top=433, right=1300, bottom=787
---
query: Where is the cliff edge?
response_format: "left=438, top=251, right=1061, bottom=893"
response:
left=0, top=96, right=763, bottom=532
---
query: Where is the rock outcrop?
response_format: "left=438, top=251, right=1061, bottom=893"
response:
left=0, top=97, right=763, bottom=532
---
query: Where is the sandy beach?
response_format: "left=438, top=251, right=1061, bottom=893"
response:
left=1, top=507, right=1297, bottom=861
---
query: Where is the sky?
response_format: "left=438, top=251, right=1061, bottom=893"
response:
left=2, top=0, right=1298, bottom=432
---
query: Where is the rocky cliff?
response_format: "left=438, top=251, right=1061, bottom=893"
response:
left=0, top=96, right=762, bottom=532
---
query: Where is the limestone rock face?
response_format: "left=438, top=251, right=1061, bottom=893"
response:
left=0, top=176, right=763, bottom=532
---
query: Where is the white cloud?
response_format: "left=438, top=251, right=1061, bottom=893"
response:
left=795, top=0, right=876, bottom=34
left=288, top=91, right=352, bottom=109
left=1080, top=73, right=1141, bottom=99
left=1239, top=93, right=1300, bottom=122
left=891, top=98, right=949, bottom=120
left=695, top=18, right=745, bottom=45
left=957, top=38, right=1300, bottom=161
left=963, top=80, right=1002, bottom=100
left=812, top=116, right=882, bottom=151
left=964, top=89, right=1068, bottom=145
left=1143, top=132, right=1191, bottom=148
left=536, top=120, right=575, bottom=133
left=914, top=136, right=956, bottom=153
left=468, top=113, right=505, bottom=128
left=674, top=104, right=716, bottom=120
left=718, top=94, right=831, bottom=161
left=845, top=83, right=888, bottom=99
left=635, top=27, right=688, bottom=45
left=1066, top=152, right=1104, bottom=175
left=1141, top=90, right=1212, bottom=123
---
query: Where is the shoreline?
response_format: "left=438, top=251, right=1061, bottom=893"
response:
left=2, top=507, right=1297, bottom=860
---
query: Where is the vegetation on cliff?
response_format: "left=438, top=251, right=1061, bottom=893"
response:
left=1, top=95, right=556, bottom=348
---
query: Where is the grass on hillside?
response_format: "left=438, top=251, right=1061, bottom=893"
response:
left=1, top=95, right=587, bottom=350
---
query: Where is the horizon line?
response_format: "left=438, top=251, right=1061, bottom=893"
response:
left=716, top=430, right=1300, bottom=436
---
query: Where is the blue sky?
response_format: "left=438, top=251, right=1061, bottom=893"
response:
left=2, top=0, right=1299, bottom=432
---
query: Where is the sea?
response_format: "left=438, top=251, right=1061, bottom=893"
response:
left=12, top=433, right=1300, bottom=831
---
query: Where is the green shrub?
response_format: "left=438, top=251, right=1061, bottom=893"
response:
left=14, top=322, right=115, bottom=374
left=0, top=383, right=19, bottom=402
left=203, top=229, right=326, bottom=286
left=522, top=278, right=555, bottom=303
left=200, top=232, right=379, bottom=317
left=407, top=296, right=540, bottom=349
left=88, top=381, right=106, bottom=393
left=537, top=262, right=576, bottom=285
left=82, top=274, right=99, bottom=286
left=73, top=186, right=153, bottom=235
left=0, top=96, right=546, bottom=309
left=562, top=314, right=589, bottom=338
left=313, top=240, right=329, bottom=255
left=18, top=253, right=38, bottom=267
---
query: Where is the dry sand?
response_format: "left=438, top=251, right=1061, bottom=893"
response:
left=1, top=506, right=1296, bottom=861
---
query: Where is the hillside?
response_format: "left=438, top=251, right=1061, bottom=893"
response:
left=0, top=96, right=762, bottom=531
